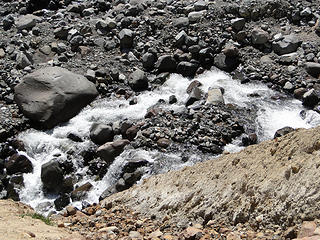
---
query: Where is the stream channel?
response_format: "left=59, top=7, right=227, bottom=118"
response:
left=17, top=69, right=320, bottom=214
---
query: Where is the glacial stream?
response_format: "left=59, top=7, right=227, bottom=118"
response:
left=17, top=69, right=320, bottom=214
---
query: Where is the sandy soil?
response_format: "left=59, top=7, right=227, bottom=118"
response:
left=0, top=200, right=83, bottom=240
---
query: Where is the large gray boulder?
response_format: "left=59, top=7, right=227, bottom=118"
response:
left=14, top=67, right=98, bottom=128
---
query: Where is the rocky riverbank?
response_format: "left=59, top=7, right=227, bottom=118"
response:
left=3, top=125, right=320, bottom=239
left=59, top=124, right=320, bottom=240
left=0, top=0, right=320, bottom=235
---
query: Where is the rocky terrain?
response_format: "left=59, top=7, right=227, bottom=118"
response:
left=4, top=126, right=320, bottom=240
left=0, top=0, right=320, bottom=238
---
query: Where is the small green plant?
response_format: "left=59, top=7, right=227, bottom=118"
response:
left=21, top=213, right=53, bottom=226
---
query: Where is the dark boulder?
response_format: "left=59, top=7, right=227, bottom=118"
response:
left=155, top=55, right=177, bottom=73
left=71, top=182, right=93, bottom=201
left=272, top=34, right=301, bottom=55
left=242, top=133, right=258, bottom=146
left=119, top=29, right=134, bottom=49
left=169, top=95, right=177, bottom=104
left=129, top=69, right=149, bottom=91
left=67, top=133, right=83, bottom=142
left=142, top=53, right=156, bottom=70
left=274, top=127, right=295, bottom=139
left=122, top=158, right=149, bottom=174
left=214, top=53, right=239, bottom=72
left=6, top=174, right=24, bottom=201
left=90, top=123, right=114, bottom=145
left=97, top=139, right=130, bottom=164
left=302, top=89, right=319, bottom=108
left=41, top=160, right=64, bottom=193
left=304, top=62, right=320, bottom=78
left=14, top=67, right=98, bottom=129
left=5, top=154, right=33, bottom=175
left=177, top=62, right=199, bottom=78
left=54, top=193, right=70, bottom=211
left=125, top=125, right=140, bottom=141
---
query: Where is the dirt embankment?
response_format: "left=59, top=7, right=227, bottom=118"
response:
left=0, top=200, right=82, bottom=240
left=102, top=126, right=320, bottom=230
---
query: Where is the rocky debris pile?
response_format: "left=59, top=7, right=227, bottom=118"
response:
left=101, top=125, right=320, bottom=232
left=56, top=202, right=320, bottom=240
left=0, top=103, right=28, bottom=141
left=133, top=103, right=251, bottom=154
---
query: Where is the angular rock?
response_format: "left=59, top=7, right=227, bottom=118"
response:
left=302, top=89, right=319, bottom=108
left=272, top=34, right=301, bottom=55
left=214, top=53, right=239, bottom=72
left=177, top=62, right=198, bottom=78
left=304, top=62, right=320, bottom=78
left=16, top=52, right=33, bottom=69
left=206, top=88, right=224, bottom=105
left=155, top=55, right=177, bottom=73
left=274, top=127, right=295, bottom=138
left=186, top=87, right=203, bottom=106
left=97, top=139, right=130, bottom=164
left=15, top=14, right=40, bottom=30
left=71, top=182, right=93, bottom=201
left=41, top=160, right=64, bottom=193
left=14, top=67, right=98, bottom=128
left=142, top=53, right=156, bottom=70
left=231, top=18, right=245, bottom=31
left=187, top=80, right=202, bottom=94
left=54, top=193, right=70, bottom=211
left=99, top=185, right=117, bottom=200
left=251, top=28, right=269, bottom=45
left=175, top=30, right=187, bottom=47
left=129, top=69, right=149, bottom=91
left=3, top=15, right=14, bottom=30
left=5, top=154, right=33, bottom=175
left=119, top=29, right=134, bottom=49
left=90, top=123, right=114, bottom=145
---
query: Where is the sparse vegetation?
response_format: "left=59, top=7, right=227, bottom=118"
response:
left=21, top=213, right=53, bottom=226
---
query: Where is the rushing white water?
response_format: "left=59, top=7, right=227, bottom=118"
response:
left=17, top=69, right=320, bottom=213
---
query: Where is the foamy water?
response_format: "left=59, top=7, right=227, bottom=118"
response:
left=17, top=70, right=320, bottom=213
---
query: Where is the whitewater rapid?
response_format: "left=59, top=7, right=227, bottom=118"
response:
left=17, top=69, right=320, bottom=213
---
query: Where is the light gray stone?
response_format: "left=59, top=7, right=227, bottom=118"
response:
left=14, top=67, right=98, bottom=128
